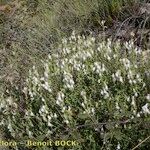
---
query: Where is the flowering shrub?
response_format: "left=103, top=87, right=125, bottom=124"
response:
left=0, top=32, right=150, bottom=149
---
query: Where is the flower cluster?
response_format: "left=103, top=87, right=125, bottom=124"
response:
left=1, top=31, right=150, bottom=149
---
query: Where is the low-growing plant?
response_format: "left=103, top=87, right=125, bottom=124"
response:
left=0, top=32, right=150, bottom=150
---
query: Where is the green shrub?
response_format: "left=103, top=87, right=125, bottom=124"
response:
left=0, top=32, right=150, bottom=150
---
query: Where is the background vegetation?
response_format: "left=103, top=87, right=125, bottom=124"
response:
left=0, top=0, right=150, bottom=150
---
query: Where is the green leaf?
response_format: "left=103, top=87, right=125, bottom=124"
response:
left=78, top=113, right=89, bottom=119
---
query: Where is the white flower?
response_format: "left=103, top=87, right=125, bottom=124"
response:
left=142, top=103, right=150, bottom=114
left=62, top=47, right=70, bottom=54
left=47, top=115, right=53, bottom=127
left=104, top=91, right=109, bottom=99
left=129, top=79, right=133, bottom=84
left=48, top=122, right=53, bottom=127
left=115, top=70, right=121, bottom=78
left=64, top=119, right=69, bottom=124
left=101, top=90, right=104, bottom=95
left=28, top=131, right=33, bottom=138
left=81, top=102, right=85, bottom=108
left=136, top=113, right=140, bottom=117
left=62, top=38, right=67, bottom=44
left=113, top=54, right=117, bottom=59
left=128, top=70, right=134, bottom=79
left=40, top=77, right=45, bottom=81
left=41, top=98, right=45, bottom=102
left=6, top=97, right=13, bottom=106
left=93, top=62, right=106, bottom=74
left=127, top=97, right=130, bottom=102
left=8, top=123, right=13, bottom=132
left=134, top=92, right=138, bottom=97
left=33, top=76, right=38, bottom=85
left=62, top=106, right=66, bottom=113
left=112, top=73, right=116, bottom=82
left=39, top=105, right=48, bottom=114
left=44, top=71, right=49, bottom=78
left=93, top=62, right=101, bottom=73
left=63, top=72, right=75, bottom=90
left=146, top=94, right=150, bottom=101
left=119, top=76, right=123, bottom=83
left=113, top=70, right=123, bottom=83
left=101, top=20, right=105, bottom=26
left=135, top=48, right=142, bottom=55
left=56, top=91, right=65, bottom=105
left=97, top=47, right=101, bottom=52
left=101, top=127, right=104, bottom=132
left=56, top=100, right=61, bottom=106
left=48, top=115, right=52, bottom=121
left=131, top=96, right=136, bottom=108
left=134, top=64, right=138, bottom=68
left=48, top=54, right=52, bottom=60
left=32, top=65, right=36, bottom=70
left=121, top=58, right=131, bottom=69
left=91, top=37, right=95, bottom=42
left=101, top=64, right=106, bottom=72
left=116, top=142, right=121, bottom=150
left=133, top=80, right=137, bottom=84
left=23, top=87, right=28, bottom=94
left=42, top=82, right=52, bottom=92
left=116, top=102, right=120, bottom=110
left=57, top=91, right=64, bottom=101
left=91, top=108, right=95, bottom=114
left=81, top=91, right=87, bottom=100
left=53, top=113, right=58, bottom=118
left=136, top=74, right=142, bottom=82
left=30, top=111, right=35, bottom=117
left=74, top=63, right=81, bottom=71
left=104, top=54, right=111, bottom=61
left=143, top=82, right=146, bottom=88
left=42, top=115, right=47, bottom=122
